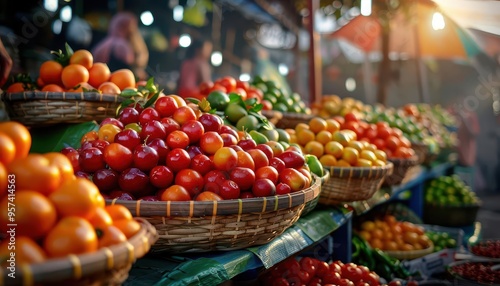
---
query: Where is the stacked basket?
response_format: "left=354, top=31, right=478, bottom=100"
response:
left=1, top=91, right=122, bottom=126
left=274, top=112, right=315, bottom=129
left=319, top=163, right=393, bottom=205
left=107, top=175, right=322, bottom=252
left=383, top=155, right=420, bottom=186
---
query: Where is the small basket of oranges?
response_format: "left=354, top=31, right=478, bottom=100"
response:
left=289, top=117, right=393, bottom=205
left=0, top=46, right=146, bottom=126
left=356, top=215, right=434, bottom=260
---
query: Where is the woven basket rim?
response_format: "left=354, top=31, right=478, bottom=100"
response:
left=280, top=112, right=315, bottom=120
left=2, top=91, right=122, bottom=103
left=387, top=155, right=419, bottom=164
left=1, top=218, right=157, bottom=285
left=106, top=174, right=321, bottom=217
left=324, top=162, right=393, bottom=179
left=383, top=241, right=434, bottom=260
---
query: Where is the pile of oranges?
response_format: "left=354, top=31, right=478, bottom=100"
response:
left=6, top=49, right=136, bottom=95
left=287, top=116, right=388, bottom=168
left=0, top=121, right=139, bottom=266
left=357, top=215, right=432, bottom=252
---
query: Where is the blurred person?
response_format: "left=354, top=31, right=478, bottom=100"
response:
left=92, top=12, right=149, bottom=80
left=177, top=39, right=212, bottom=99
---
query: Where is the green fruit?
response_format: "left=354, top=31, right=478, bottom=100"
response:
left=277, top=129, right=290, bottom=143
left=263, top=93, right=278, bottom=105
left=305, top=154, right=324, bottom=177
left=258, top=128, right=279, bottom=142
left=274, top=103, right=288, bottom=113
left=236, top=115, right=259, bottom=131
left=255, top=83, right=268, bottom=93
left=279, top=141, right=290, bottom=150
left=252, top=75, right=264, bottom=85
left=225, top=103, right=248, bottom=124
left=207, top=91, right=230, bottom=111
left=288, top=104, right=302, bottom=114
left=292, top=93, right=302, bottom=103
left=249, top=130, right=269, bottom=144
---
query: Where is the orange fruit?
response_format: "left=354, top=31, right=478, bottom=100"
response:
left=67, top=82, right=94, bottom=92
left=88, top=62, right=111, bottom=88
left=70, top=49, right=93, bottom=70
left=0, top=236, right=46, bottom=267
left=304, top=141, right=324, bottom=158
left=295, top=123, right=309, bottom=134
left=336, top=159, right=351, bottom=167
left=296, top=129, right=315, bottom=146
left=319, top=154, right=337, bottom=166
left=325, top=119, right=341, bottom=133
left=105, top=205, right=133, bottom=221
left=41, top=84, right=65, bottom=92
left=88, top=207, right=113, bottom=229
left=324, top=141, right=344, bottom=159
left=308, top=117, right=327, bottom=133
left=315, top=130, right=332, bottom=145
left=0, top=190, right=57, bottom=239
left=96, top=224, right=127, bottom=248
left=61, top=64, right=89, bottom=89
left=98, top=81, right=121, bottom=95
left=0, top=162, right=7, bottom=198
left=0, top=133, right=15, bottom=165
left=49, top=178, right=105, bottom=219
left=44, top=152, right=75, bottom=184
left=8, top=154, right=60, bottom=196
left=110, top=69, right=135, bottom=90
left=0, top=121, right=31, bottom=159
left=43, top=216, right=98, bottom=257
left=113, top=219, right=140, bottom=239
left=39, top=60, right=63, bottom=85
left=166, top=94, right=187, bottom=107
left=6, top=82, right=25, bottom=93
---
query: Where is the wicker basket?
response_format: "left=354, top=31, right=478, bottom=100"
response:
left=383, top=242, right=434, bottom=260
left=301, top=170, right=330, bottom=216
left=260, top=110, right=283, bottom=126
left=274, top=112, right=315, bottom=129
left=383, top=155, right=419, bottom=186
left=0, top=218, right=157, bottom=286
left=319, top=163, right=393, bottom=205
left=411, top=142, right=437, bottom=165
left=107, top=175, right=322, bottom=253
left=1, top=91, right=122, bottom=126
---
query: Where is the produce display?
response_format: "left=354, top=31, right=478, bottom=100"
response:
left=448, top=261, right=500, bottom=285
left=356, top=215, right=432, bottom=252
left=352, top=234, right=413, bottom=281
left=260, top=257, right=384, bottom=286
left=470, top=239, right=500, bottom=258
left=313, top=95, right=366, bottom=119
left=0, top=122, right=139, bottom=266
left=251, top=76, right=311, bottom=114
left=64, top=94, right=318, bottom=201
left=425, top=175, right=479, bottom=206
left=425, top=231, right=457, bottom=252
left=6, top=44, right=137, bottom=95
left=287, top=116, right=390, bottom=168
left=194, top=75, right=310, bottom=114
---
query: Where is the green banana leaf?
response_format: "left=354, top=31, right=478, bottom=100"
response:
left=30, top=121, right=99, bottom=153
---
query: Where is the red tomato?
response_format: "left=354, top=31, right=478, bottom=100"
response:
left=376, top=121, right=390, bottom=130
left=160, top=185, right=191, bottom=201
left=344, top=112, right=359, bottom=122
left=175, top=169, right=204, bottom=197
left=209, top=83, right=227, bottom=94
left=385, top=135, right=401, bottom=151
left=199, top=81, right=214, bottom=95
left=213, top=147, right=238, bottom=172
left=216, top=76, right=237, bottom=93
left=377, top=127, right=392, bottom=140
left=255, top=166, right=279, bottom=184
left=236, top=80, right=249, bottom=91
left=196, top=191, right=222, bottom=201
left=155, top=96, right=179, bottom=117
